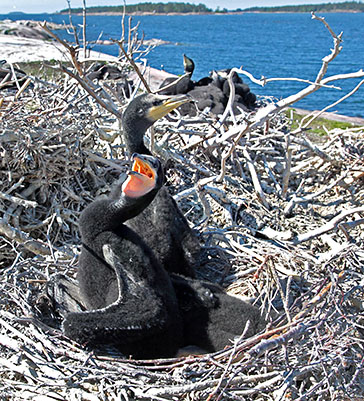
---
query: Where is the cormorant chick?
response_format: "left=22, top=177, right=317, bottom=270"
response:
left=63, top=154, right=183, bottom=359
left=122, top=93, right=200, bottom=278
left=171, top=274, right=267, bottom=352
left=159, top=56, right=258, bottom=116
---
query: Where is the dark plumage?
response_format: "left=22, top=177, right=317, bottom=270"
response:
left=61, top=154, right=183, bottom=359
left=87, top=63, right=124, bottom=80
left=186, top=84, right=227, bottom=115
left=159, top=56, right=258, bottom=116
left=159, top=54, right=195, bottom=95
left=122, top=93, right=200, bottom=278
left=43, top=154, right=264, bottom=357
left=87, top=63, right=134, bottom=98
left=171, top=274, right=267, bottom=352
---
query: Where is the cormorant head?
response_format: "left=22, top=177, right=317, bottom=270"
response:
left=122, top=153, right=164, bottom=199
left=183, top=54, right=195, bottom=76
left=122, top=93, right=190, bottom=154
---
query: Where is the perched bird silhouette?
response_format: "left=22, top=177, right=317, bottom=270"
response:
left=159, top=54, right=195, bottom=95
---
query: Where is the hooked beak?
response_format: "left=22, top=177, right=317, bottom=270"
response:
left=147, top=94, right=190, bottom=121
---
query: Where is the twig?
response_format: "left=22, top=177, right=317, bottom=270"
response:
left=242, top=147, right=270, bottom=210
left=0, top=191, right=38, bottom=208
left=39, top=21, right=82, bottom=75
left=59, top=64, right=121, bottom=118
left=0, top=218, right=51, bottom=255
left=82, top=0, right=87, bottom=62
left=292, top=206, right=364, bottom=244
left=116, top=41, right=152, bottom=93
left=281, top=134, right=292, bottom=199
left=300, top=79, right=364, bottom=128
left=155, top=73, right=190, bottom=94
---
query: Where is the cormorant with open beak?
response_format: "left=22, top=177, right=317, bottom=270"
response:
left=57, top=154, right=183, bottom=359
left=121, top=93, right=200, bottom=278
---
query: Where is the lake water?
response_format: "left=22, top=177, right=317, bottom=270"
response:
left=2, top=12, right=363, bottom=117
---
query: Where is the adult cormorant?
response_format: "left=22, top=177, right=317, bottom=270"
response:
left=62, top=154, right=183, bottom=359
left=122, top=93, right=200, bottom=278
left=158, top=54, right=195, bottom=95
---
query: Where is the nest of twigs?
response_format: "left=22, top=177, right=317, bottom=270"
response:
left=0, top=61, right=364, bottom=401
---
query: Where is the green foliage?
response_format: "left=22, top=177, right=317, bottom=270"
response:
left=286, top=108, right=357, bottom=138
left=59, top=2, right=212, bottom=14
left=18, top=61, right=69, bottom=82
left=244, top=1, right=364, bottom=13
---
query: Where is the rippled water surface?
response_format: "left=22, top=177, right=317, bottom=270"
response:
left=2, top=12, right=363, bottom=116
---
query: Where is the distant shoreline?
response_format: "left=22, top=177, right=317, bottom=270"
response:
left=57, top=10, right=362, bottom=16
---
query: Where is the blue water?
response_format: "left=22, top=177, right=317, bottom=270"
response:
left=2, top=12, right=363, bottom=117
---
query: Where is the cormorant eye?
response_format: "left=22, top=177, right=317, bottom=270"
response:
left=137, top=108, right=144, bottom=116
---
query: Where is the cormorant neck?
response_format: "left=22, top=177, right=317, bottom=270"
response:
left=127, top=141, right=151, bottom=155
left=122, top=111, right=152, bottom=155
left=79, top=190, right=157, bottom=244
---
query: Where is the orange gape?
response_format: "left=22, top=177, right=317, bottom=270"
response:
left=133, top=158, right=155, bottom=180
left=122, top=157, right=156, bottom=198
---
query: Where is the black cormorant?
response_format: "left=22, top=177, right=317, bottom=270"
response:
left=62, top=154, right=183, bottom=359
left=42, top=154, right=265, bottom=358
left=171, top=274, right=266, bottom=352
left=122, top=93, right=200, bottom=278
left=87, top=63, right=134, bottom=98
left=158, top=54, right=195, bottom=95
left=158, top=56, right=258, bottom=116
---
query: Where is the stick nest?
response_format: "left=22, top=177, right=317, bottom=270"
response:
left=0, top=67, right=363, bottom=401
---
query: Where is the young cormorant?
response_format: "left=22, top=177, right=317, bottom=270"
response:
left=63, top=154, right=183, bottom=359
left=122, top=93, right=200, bottom=278
left=171, top=274, right=266, bottom=352
left=158, top=55, right=258, bottom=116
left=42, top=154, right=264, bottom=358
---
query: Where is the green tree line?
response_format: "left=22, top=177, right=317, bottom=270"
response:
left=59, top=2, right=212, bottom=14
left=244, top=1, right=364, bottom=13
left=60, top=1, right=364, bottom=14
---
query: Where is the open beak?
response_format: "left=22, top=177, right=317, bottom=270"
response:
left=122, top=154, right=158, bottom=198
left=147, top=94, right=190, bottom=121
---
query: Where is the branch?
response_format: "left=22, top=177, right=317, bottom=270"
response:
left=59, top=65, right=121, bottom=118
left=219, top=68, right=238, bottom=126
left=300, top=79, right=364, bottom=128
left=0, top=218, right=51, bottom=256
left=292, top=206, right=364, bottom=244
left=242, top=147, right=270, bottom=210
left=116, top=41, right=152, bottom=93
left=39, top=21, right=82, bottom=75
left=0, top=191, right=38, bottom=208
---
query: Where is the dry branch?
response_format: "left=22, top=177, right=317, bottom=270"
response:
left=292, top=206, right=364, bottom=244
left=0, top=218, right=51, bottom=256
left=0, top=12, right=363, bottom=401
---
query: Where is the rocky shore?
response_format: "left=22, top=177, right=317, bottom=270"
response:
left=1, top=18, right=363, bottom=125
left=0, top=19, right=118, bottom=63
